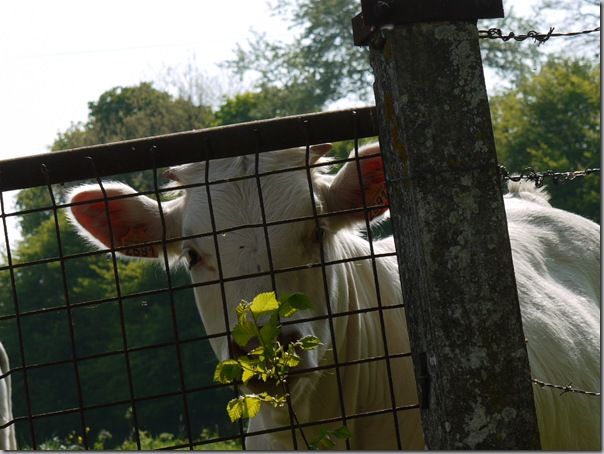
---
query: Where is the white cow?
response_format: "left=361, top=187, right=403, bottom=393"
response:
left=0, top=342, right=16, bottom=450
left=67, top=143, right=600, bottom=450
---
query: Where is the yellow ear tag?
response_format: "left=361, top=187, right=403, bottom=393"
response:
left=121, top=226, right=156, bottom=258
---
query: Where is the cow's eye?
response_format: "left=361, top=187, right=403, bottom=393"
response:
left=184, top=248, right=201, bottom=270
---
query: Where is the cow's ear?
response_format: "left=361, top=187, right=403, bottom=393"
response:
left=68, top=183, right=183, bottom=258
left=324, top=143, right=389, bottom=228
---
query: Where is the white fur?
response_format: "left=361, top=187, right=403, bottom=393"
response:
left=68, top=145, right=600, bottom=449
left=504, top=184, right=600, bottom=450
left=0, top=342, right=16, bottom=450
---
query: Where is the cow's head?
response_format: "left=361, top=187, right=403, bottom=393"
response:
left=68, top=143, right=388, bottom=395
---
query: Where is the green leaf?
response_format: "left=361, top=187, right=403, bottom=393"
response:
left=333, top=426, right=352, bottom=439
left=259, top=319, right=280, bottom=345
left=239, top=357, right=264, bottom=384
left=297, top=335, right=322, bottom=350
left=283, top=352, right=301, bottom=368
left=315, top=431, right=336, bottom=450
left=232, top=321, right=257, bottom=348
left=236, top=301, right=250, bottom=325
left=257, top=392, right=287, bottom=407
left=309, top=426, right=351, bottom=449
left=278, top=302, right=297, bottom=318
left=248, top=346, right=264, bottom=356
left=226, top=395, right=262, bottom=421
left=249, top=292, right=279, bottom=318
left=241, top=367, right=256, bottom=384
left=279, top=293, right=313, bottom=318
left=214, top=359, right=242, bottom=384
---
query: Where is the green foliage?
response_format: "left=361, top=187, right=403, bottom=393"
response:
left=16, top=81, right=216, bottom=231
left=36, top=428, right=91, bottom=451
left=214, top=292, right=321, bottom=422
left=214, top=87, right=320, bottom=124
left=214, top=292, right=350, bottom=449
left=32, top=427, right=240, bottom=451
left=309, top=426, right=353, bottom=450
left=227, top=0, right=544, bottom=110
left=4, top=83, right=225, bottom=449
left=227, top=0, right=371, bottom=110
left=53, top=82, right=214, bottom=150
left=491, top=57, right=600, bottom=221
left=117, top=428, right=240, bottom=450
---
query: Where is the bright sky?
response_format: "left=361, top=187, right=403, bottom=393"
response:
left=0, top=0, right=544, bottom=163
left=0, top=0, right=294, bottom=161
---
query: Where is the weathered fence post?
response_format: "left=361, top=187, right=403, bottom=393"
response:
left=353, top=1, right=542, bottom=449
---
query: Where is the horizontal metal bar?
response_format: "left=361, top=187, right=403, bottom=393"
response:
left=0, top=107, right=377, bottom=192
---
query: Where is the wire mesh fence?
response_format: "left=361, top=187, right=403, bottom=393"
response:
left=0, top=107, right=425, bottom=450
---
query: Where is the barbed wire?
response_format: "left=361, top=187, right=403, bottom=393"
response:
left=479, top=26, right=600, bottom=45
left=532, top=378, right=601, bottom=397
left=499, top=166, right=600, bottom=188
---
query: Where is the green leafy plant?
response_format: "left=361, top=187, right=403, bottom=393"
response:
left=118, top=428, right=240, bottom=450
left=36, top=428, right=90, bottom=451
left=214, top=291, right=352, bottom=449
left=214, top=292, right=321, bottom=421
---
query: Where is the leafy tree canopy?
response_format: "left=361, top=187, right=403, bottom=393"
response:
left=226, top=0, right=552, bottom=110
left=491, top=57, right=600, bottom=221
left=53, top=82, right=214, bottom=150
left=15, top=82, right=215, bottom=233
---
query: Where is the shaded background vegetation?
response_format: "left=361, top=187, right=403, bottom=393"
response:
left=0, top=0, right=599, bottom=448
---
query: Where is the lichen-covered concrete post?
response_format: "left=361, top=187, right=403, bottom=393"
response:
left=368, top=22, right=541, bottom=448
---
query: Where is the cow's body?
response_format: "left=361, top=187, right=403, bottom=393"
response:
left=68, top=144, right=600, bottom=449
left=505, top=185, right=600, bottom=450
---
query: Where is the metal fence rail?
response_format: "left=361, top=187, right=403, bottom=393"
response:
left=0, top=107, right=377, bottom=192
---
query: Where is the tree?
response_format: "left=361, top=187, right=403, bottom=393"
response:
left=53, top=82, right=213, bottom=150
left=534, top=0, right=599, bottom=59
left=226, top=0, right=546, bottom=109
left=213, top=86, right=323, bottom=125
left=5, top=83, right=233, bottom=448
left=491, top=57, right=600, bottom=221
left=15, top=82, right=215, bottom=231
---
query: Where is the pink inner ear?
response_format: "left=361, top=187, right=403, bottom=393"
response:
left=360, top=155, right=389, bottom=219
left=71, top=191, right=130, bottom=248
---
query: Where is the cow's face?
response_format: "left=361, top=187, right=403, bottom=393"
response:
left=68, top=143, right=388, bottom=395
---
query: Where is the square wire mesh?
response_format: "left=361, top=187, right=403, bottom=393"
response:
left=0, top=108, right=420, bottom=450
